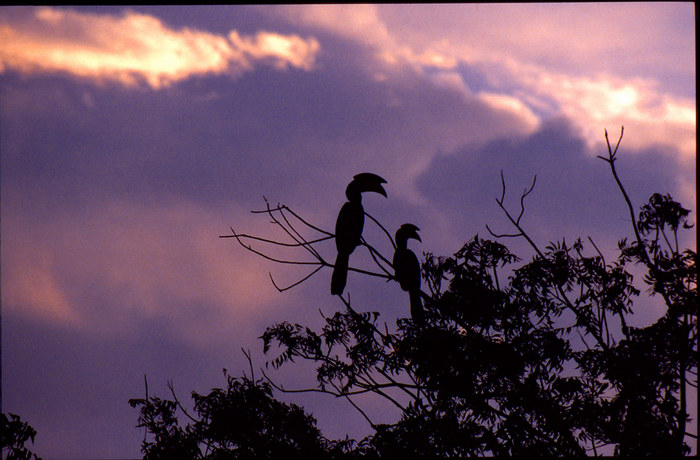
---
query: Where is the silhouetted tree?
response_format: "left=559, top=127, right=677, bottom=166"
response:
left=129, top=366, right=355, bottom=459
left=1, top=413, right=42, bottom=460
left=134, top=128, right=696, bottom=456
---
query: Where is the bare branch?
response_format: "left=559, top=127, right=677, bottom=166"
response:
left=361, top=237, right=395, bottom=277
left=486, top=223, right=522, bottom=239
left=262, top=200, right=321, bottom=261
left=261, top=365, right=408, bottom=420
left=365, top=210, right=397, bottom=250
left=586, top=235, right=607, bottom=267
left=280, top=204, right=334, bottom=237
left=269, top=265, right=324, bottom=292
left=167, top=380, right=200, bottom=424
left=517, top=174, right=537, bottom=224
left=491, top=171, right=544, bottom=259
left=261, top=368, right=332, bottom=395
left=220, top=232, right=333, bottom=248
left=241, top=348, right=255, bottom=382
left=269, top=201, right=325, bottom=261
left=337, top=390, right=376, bottom=428
left=142, top=375, right=149, bottom=443
left=225, top=201, right=396, bottom=293
left=224, top=226, right=324, bottom=266
left=498, top=169, right=507, bottom=204
left=599, top=127, right=648, bottom=263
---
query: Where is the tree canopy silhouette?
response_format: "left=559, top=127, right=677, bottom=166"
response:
left=131, top=128, right=697, bottom=457
left=1, top=412, right=42, bottom=460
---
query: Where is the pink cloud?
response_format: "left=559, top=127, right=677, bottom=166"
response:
left=0, top=7, right=320, bottom=88
left=1, top=198, right=286, bottom=347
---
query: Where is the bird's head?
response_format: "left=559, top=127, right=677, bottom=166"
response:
left=396, top=223, right=421, bottom=244
left=346, top=172, right=387, bottom=200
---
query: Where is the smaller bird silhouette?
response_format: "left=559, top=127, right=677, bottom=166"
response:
left=331, top=173, right=387, bottom=296
left=393, top=223, right=423, bottom=325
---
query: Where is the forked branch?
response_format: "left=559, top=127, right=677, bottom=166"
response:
left=485, top=170, right=610, bottom=350
left=221, top=201, right=395, bottom=292
left=486, top=171, right=543, bottom=258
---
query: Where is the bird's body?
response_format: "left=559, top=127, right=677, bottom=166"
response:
left=331, top=173, right=387, bottom=296
left=334, top=201, right=365, bottom=255
left=331, top=201, right=364, bottom=295
left=393, top=224, right=423, bottom=324
left=393, top=248, right=421, bottom=292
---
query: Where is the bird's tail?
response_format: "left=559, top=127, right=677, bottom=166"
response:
left=331, top=252, right=350, bottom=295
left=410, top=290, right=424, bottom=325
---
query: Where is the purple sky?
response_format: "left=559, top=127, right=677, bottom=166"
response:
left=1, top=5, right=696, bottom=458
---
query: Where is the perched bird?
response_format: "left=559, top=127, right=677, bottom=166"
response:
left=393, top=223, right=423, bottom=324
left=331, top=173, right=387, bottom=295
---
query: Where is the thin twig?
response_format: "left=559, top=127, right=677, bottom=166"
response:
left=361, top=237, right=394, bottom=277
left=167, top=380, right=200, bottom=424
left=226, top=226, right=324, bottom=266
left=241, top=348, right=255, bottom=382
left=586, top=235, right=607, bottom=267
left=142, top=375, right=149, bottom=443
left=269, top=265, right=324, bottom=292
left=251, top=204, right=333, bottom=236
left=329, top=381, right=377, bottom=427
left=264, top=200, right=314, bottom=256
left=365, top=211, right=397, bottom=250
left=486, top=224, right=522, bottom=239
left=517, top=174, right=537, bottom=224
left=492, top=171, right=544, bottom=258
left=220, top=232, right=333, bottom=248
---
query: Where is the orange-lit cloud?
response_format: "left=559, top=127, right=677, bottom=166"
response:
left=1, top=198, right=293, bottom=347
left=509, top=63, right=697, bottom=160
left=271, top=4, right=458, bottom=73
left=2, top=244, right=83, bottom=326
left=265, top=4, right=695, bottom=162
left=0, top=7, right=319, bottom=89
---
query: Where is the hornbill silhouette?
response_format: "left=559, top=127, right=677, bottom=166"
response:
left=393, top=223, right=424, bottom=325
left=331, top=173, right=387, bottom=296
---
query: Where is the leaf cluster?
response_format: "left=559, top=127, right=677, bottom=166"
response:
left=1, top=413, right=42, bottom=460
left=128, top=372, right=350, bottom=459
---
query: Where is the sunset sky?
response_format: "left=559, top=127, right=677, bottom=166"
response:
left=1, top=4, right=696, bottom=458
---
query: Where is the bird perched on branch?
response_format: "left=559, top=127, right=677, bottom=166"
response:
left=331, top=173, right=387, bottom=296
left=393, top=223, right=423, bottom=325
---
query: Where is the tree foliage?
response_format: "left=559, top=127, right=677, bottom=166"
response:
left=132, top=129, right=697, bottom=457
left=128, top=369, right=355, bottom=459
left=1, top=413, right=42, bottom=460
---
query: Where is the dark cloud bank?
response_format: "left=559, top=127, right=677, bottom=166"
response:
left=416, top=117, right=694, bottom=256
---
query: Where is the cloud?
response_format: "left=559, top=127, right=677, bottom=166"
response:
left=1, top=243, right=83, bottom=326
left=416, top=117, right=695, bottom=253
left=263, top=3, right=694, bottom=90
left=0, top=39, right=543, bottom=221
left=0, top=6, right=320, bottom=88
left=262, top=4, right=695, bottom=165
left=269, top=4, right=392, bottom=50
left=507, top=63, right=697, bottom=161
left=227, top=30, right=319, bottom=71
left=476, top=91, right=540, bottom=133
left=373, top=3, right=695, bottom=90
left=262, top=4, right=458, bottom=73
left=1, top=197, right=285, bottom=347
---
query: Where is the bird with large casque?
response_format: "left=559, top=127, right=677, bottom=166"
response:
left=331, top=172, right=387, bottom=296
left=393, top=223, right=424, bottom=325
